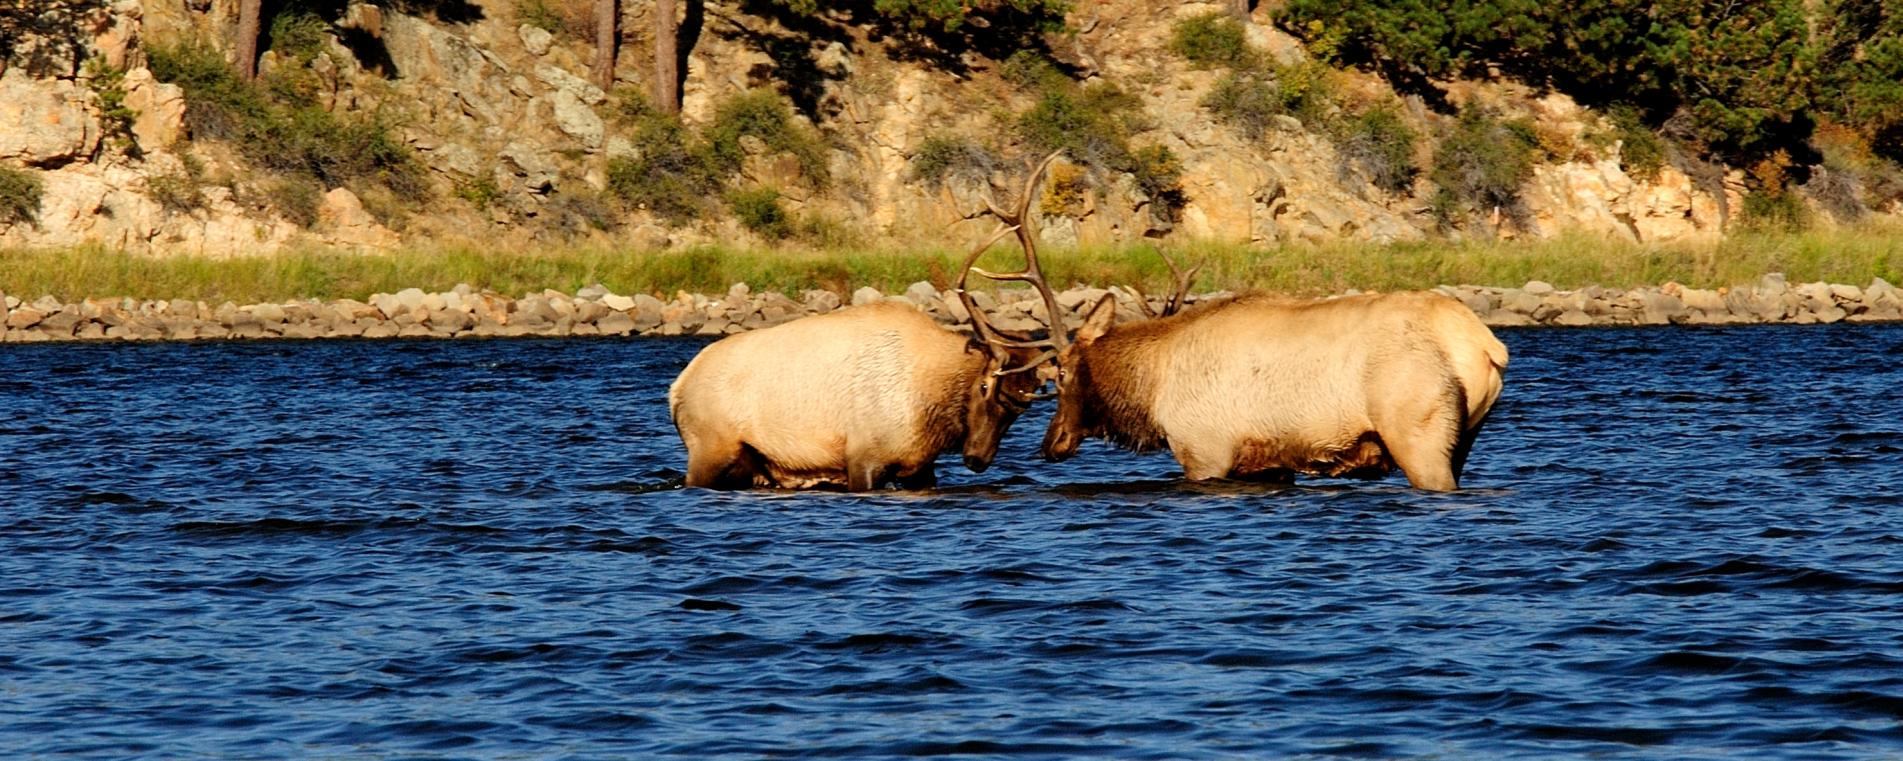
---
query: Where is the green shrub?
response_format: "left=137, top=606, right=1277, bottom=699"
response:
left=268, top=12, right=330, bottom=64
left=1329, top=105, right=1418, bottom=195
left=705, top=90, right=830, bottom=188
left=1740, top=190, right=1810, bottom=232
left=515, top=0, right=589, bottom=36
left=1000, top=49, right=1068, bottom=92
left=85, top=57, right=139, bottom=153
left=267, top=177, right=323, bottom=227
left=455, top=176, right=500, bottom=210
left=606, top=113, right=721, bottom=222
left=1015, top=80, right=1183, bottom=218
left=0, top=164, right=43, bottom=225
left=1202, top=62, right=1335, bottom=140
left=1429, top=107, right=1540, bottom=226
left=910, top=132, right=996, bottom=187
left=146, top=172, right=205, bottom=214
left=547, top=187, right=618, bottom=234
left=1603, top=105, right=1665, bottom=183
left=1202, top=73, right=1282, bottom=139
left=149, top=40, right=272, bottom=140
left=1170, top=12, right=1255, bottom=70
left=148, top=38, right=426, bottom=203
left=727, top=186, right=793, bottom=239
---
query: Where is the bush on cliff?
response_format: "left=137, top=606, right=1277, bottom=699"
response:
left=1429, top=107, right=1540, bottom=228
left=146, top=38, right=427, bottom=224
left=1330, top=104, right=1418, bottom=195
left=0, top=164, right=43, bottom=225
left=1170, top=12, right=1256, bottom=70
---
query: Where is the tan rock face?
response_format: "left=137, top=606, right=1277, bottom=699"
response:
left=123, top=67, right=186, bottom=149
left=317, top=188, right=399, bottom=249
left=0, top=70, right=99, bottom=166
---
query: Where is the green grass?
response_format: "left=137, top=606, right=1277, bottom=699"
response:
left=3, top=227, right=1899, bottom=304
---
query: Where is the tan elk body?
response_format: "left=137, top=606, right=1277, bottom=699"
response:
left=669, top=302, right=1044, bottom=490
left=1042, top=291, right=1509, bottom=491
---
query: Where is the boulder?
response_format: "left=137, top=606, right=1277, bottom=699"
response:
left=598, top=311, right=636, bottom=335
left=600, top=293, right=636, bottom=311
left=0, top=70, right=98, bottom=165
left=317, top=188, right=399, bottom=248
left=850, top=286, right=883, bottom=306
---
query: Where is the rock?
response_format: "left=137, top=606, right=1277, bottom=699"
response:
left=393, top=288, right=426, bottom=312
left=695, top=318, right=729, bottom=336
left=850, top=286, right=883, bottom=306
left=518, top=24, right=554, bottom=56
left=246, top=303, right=287, bottom=323
left=38, top=309, right=79, bottom=335
left=123, top=68, right=186, bottom=149
left=1639, top=291, right=1685, bottom=324
left=1816, top=306, right=1847, bottom=324
left=0, top=69, right=98, bottom=164
left=5, top=307, right=44, bottom=329
left=598, top=311, right=636, bottom=335
left=1499, top=289, right=1542, bottom=315
left=803, top=290, right=841, bottom=313
left=904, top=281, right=938, bottom=304
left=1758, top=273, right=1789, bottom=298
left=549, top=88, right=605, bottom=149
left=577, top=283, right=610, bottom=300
left=317, top=188, right=400, bottom=248
left=1553, top=309, right=1593, bottom=327
left=1482, top=311, right=1532, bottom=327
left=1523, top=280, right=1556, bottom=296
left=600, top=293, right=636, bottom=311
left=727, top=283, right=751, bottom=300
left=428, top=309, right=472, bottom=331
left=1679, top=288, right=1725, bottom=314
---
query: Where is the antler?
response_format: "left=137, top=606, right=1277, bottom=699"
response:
left=953, top=149, right=1070, bottom=370
left=1127, top=245, right=1203, bottom=318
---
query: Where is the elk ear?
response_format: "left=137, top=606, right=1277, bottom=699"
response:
left=1075, top=294, right=1118, bottom=345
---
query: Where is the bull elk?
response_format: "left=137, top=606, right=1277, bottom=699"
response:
left=668, top=153, right=1070, bottom=491
left=1040, top=257, right=1509, bottom=491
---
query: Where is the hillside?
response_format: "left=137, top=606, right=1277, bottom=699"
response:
left=0, top=0, right=1898, bottom=256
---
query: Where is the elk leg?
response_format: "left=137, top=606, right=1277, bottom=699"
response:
left=1449, top=411, right=1491, bottom=483
left=895, top=464, right=938, bottom=490
left=1384, top=429, right=1459, bottom=491
left=845, top=458, right=889, bottom=492
left=685, top=436, right=745, bottom=489
left=1173, top=444, right=1236, bottom=481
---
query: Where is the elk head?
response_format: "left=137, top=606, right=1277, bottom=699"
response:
left=953, top=150, right=1068, bottom=472
left=1041, top=246, right=1200, bottom=462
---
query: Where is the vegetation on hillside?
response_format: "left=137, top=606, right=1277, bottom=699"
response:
left=146, top=38, right=426, bottom=227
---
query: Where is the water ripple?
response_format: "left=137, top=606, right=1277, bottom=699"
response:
left=2, top=326, right=1901, bottom=758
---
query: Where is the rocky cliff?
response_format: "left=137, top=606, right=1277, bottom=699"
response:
left=0, top=0, right=1861, bottom=255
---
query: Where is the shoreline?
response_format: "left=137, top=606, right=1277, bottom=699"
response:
left=3, top=275, right=1899, bottom=344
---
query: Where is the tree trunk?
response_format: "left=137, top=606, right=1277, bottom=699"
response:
left=653, top=0, right=679, bottom=114
left=236, top=0, right=262, bottom=80
left=1225, top=0, right=1250, bottom=22
left=593, top=0, right=618, bottom=90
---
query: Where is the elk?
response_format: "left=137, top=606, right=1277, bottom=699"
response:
left=668, top=153, right=1069, bottom=491
left=1040, top=259, right=1509, bottom=491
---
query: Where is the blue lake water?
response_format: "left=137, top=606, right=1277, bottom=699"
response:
left=2, top=325, right=1901, bottom=758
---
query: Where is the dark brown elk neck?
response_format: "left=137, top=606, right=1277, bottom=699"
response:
left=1078, top=321, right=1173, bottom=453
left=917, top=347, right=988, bottom=451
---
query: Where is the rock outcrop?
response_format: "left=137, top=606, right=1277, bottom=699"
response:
left=0, top=0, right=1886, bottom=255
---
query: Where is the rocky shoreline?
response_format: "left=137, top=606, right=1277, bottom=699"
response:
left=2, top=275, right=1899, bottom=343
